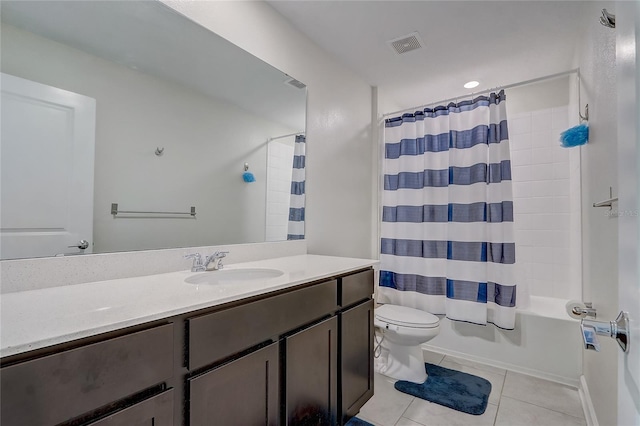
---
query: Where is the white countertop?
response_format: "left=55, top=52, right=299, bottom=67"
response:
left=1, top=254, right=378, bottom=358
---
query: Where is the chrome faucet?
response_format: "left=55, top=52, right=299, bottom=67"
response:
left=185, top=251, right=229, bottom=272
left=204, top=251, right=228, bottom=270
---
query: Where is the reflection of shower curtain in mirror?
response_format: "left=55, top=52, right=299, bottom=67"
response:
left=379, top=91, right=517, bottom=329
left=287, top=135, right=306, bottom=240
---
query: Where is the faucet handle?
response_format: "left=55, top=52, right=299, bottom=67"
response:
left=185, top=253, right=206, bottom=272
left=185, top=253, right=203, bottom=266
left=216, top=251, right=229, bottom=269
left=203, top=251, right=229, bottom=270
left=184, top=253, right=202, bottom=261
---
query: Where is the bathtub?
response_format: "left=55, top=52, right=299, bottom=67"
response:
left=422, top=296, right=583, bottom=387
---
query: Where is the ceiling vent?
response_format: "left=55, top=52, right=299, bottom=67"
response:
left=285, top=77, right=306, bottom=89
left=387, top=31, right=425, bottom=55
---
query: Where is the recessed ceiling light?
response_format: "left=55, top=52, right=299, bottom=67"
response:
left=464, top=81, right=480, bottom=89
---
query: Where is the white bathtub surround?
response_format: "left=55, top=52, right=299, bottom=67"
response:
left=422, top=296, right=583, bottom=387
left=0, top=254, right=378, bottom=358
left=0, top=240, right=306, bottom=294
left=508, top=104, right=582, bottom=301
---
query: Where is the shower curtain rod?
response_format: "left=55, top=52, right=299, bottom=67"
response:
left=267, top=131, right=305, bottom=142
left=381, top=68, right=580, bottom=119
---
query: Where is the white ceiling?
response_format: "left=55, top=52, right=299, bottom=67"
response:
left=267, top=0, right=589, bottom=114
left=1, top=1, right=307, bottom=131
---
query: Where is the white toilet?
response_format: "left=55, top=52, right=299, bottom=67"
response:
left=374, top=304, right=440, bottom=383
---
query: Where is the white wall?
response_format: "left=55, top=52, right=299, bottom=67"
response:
left=162, top=0, right=374, bottom=259
left=574, top=2, right=619, bottom=425
left=616, top=2, right=640, bottom=425
left=1, top=24, right=295, bottom=253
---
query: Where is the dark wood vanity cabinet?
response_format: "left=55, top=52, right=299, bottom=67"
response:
left=0, top=267, right=374, bottom=426
left=285, top=316, right=339, bottom=425
left=340, top=299, right=375, bottom=421
left=186, top=268, right=374, bottom=426
left=189, top=342, right=280, bottom=425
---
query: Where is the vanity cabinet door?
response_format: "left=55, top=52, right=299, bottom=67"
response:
left=340, top=299, right=374, bottom=423
left=87, top=389, right=174, bottom=426
left=189, top=342, right=279, bottom=426
left=285, top=316, right=338, bottom=426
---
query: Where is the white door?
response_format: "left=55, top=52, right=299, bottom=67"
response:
left=1, top=73, right=96, bottom=259
left=616, top=2, right=640, bottom=425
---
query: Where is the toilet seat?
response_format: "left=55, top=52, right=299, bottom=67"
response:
left=375, top=304, right=439, bottom=329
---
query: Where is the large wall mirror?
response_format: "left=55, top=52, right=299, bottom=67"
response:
left=0, top=1, right=307, bottom=260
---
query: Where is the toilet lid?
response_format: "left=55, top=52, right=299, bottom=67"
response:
left=375, top=304, right=439, bottom=328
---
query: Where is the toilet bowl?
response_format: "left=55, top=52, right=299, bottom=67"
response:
left=374, top=304, right=440, bottom=383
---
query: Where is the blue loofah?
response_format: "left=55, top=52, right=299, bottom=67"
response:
left=560, top=123, right=589, bottom=148
left=242, top=171, right=256, bottom=182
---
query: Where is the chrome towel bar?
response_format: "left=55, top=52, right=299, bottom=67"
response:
left=593, top=197, right=618, bottom=208
left=111, top=203, right=196, bottom=217
left=593, top=187, right=618, bottom=210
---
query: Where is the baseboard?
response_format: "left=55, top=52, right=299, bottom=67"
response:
left=579, top=375, right=598, bottom=426
left=421, top=344, right=580, bottom=388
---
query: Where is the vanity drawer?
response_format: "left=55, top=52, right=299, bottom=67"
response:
left=188, top=279, right=337, bottom=370
left=0, top=323, right=174, bottom=426
left=340, top=269, right=374, bottom=307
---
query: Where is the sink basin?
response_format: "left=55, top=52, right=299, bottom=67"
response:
left=184, top=268, right=284, bottom=285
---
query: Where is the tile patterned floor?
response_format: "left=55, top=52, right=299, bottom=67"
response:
left=357, top=351, right=586, bottom=426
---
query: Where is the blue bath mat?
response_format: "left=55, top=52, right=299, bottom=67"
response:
left=394, top=363, right=491, bottom=415
left=344, top=417, right=375, bottom=426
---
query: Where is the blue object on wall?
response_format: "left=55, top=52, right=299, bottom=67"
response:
left=560, top=123, right=589, bottom=148
left=242, top=171, right=255, bottom=182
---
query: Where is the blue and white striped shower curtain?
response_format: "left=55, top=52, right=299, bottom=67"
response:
left=287, top=134, right=305, bottom=240
left=379, top=91, right=516, bottom=329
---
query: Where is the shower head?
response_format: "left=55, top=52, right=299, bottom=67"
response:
left=600, top=9, right=615, bottom=28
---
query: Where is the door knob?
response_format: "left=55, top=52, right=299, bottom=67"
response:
left=69, top=240, right=89, bottom=250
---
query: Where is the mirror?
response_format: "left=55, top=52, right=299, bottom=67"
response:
left=0, top=1, right=307, bottom=260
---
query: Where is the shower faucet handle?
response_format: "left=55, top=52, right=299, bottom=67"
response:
left=580, top=311, right=630, bottom=353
